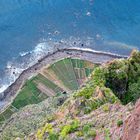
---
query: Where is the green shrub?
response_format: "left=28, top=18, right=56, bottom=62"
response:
left=104, top=129, right=111, bottom=140
left=117, top=120, right=123, bottom=127
left=46, top=115, right=55, bottom=123
left=128, top=50, right=140, bottom=83
left=87, top=129, right=96, bottom=138
left=82, top=124, right=91, bottom=134
left=60, top=125, right=71, bottom=138
left=91, top=67, right=107, bottom=86
left=48, top=132, right=59, bottom=140
left=84, top=106, right=92, bottom=114
left=74, top=86, right=94, bottom=99
left=60, top=120, right=79, bottom=138
left=127, top=78, right=140, bottom=103
left=105, top=60, right=129, bottom=99
left=102, top=104, right=110, bottom=112
left=70, top=120, right=79, bottom=132
left=76, top=131, right=84, bottom=137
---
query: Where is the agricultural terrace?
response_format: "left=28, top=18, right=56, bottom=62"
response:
left=0, top=58, right=96, bottom=124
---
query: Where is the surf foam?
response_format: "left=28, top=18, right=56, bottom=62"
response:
left=0, top=41, right=53, bottom=94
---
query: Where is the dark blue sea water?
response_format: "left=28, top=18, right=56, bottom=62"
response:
left=0, top=0, right=140, bottom=92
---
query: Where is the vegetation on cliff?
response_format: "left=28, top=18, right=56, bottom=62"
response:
left=1, top=50, right=140, bottom=140
left=105, top=50, right=140, bottom=104
left=32, top=50, right=140, bottom=140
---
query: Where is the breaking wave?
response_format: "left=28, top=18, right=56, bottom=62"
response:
left=0, top=41, right=54, bottom=94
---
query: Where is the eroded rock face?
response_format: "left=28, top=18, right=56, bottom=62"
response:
left=122, top=99, right=140, bottom=140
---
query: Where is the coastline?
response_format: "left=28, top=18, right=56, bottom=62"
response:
left=0, top=47, right=128, bottom=113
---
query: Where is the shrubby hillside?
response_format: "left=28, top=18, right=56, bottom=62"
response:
left=1, top=50, right=140, bottom=140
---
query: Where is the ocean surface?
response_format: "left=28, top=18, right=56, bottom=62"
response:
left=0, top=0, right=140, bottom=93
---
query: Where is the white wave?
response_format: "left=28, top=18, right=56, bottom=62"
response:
left=19, top=51, right=29, bottom=57
left=33, top=42, right=49, bottom=55
left=69, top=47, right=128, bottom=58
left=29, top=42, right=53, bottom=65
left=0, top=41, right=53, bottom=94
left=86, top=11, right=91, bottom=16
left=0, top=85, right=8, bottom=93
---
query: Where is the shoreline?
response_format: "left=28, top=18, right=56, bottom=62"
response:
left=0, top=47, right=128, bottom=112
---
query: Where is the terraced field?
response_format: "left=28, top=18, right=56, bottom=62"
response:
left=0, top=58, right=96, bottom=124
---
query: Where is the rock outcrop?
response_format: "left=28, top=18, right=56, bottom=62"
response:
left=122, top=99, right=140, bottom=140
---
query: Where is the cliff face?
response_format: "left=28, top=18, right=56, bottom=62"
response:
left=1, top=50, right=140, bottom=140
left=26, top=51, right=140, bottom=140
left=122, top=99, right=140, bottom=140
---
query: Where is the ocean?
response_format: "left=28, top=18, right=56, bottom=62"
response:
left=0, top=0, right=140, bottom=93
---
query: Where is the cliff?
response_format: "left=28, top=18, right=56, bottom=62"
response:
left=0, top=50, right=140, bottom=140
